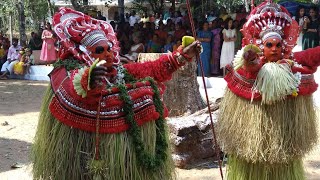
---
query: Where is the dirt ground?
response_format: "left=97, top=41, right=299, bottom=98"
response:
left=0, top=80, right=319, bottom=180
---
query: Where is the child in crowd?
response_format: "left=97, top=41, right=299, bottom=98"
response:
left=162, top=34, right=174, bottom=53
left=220, top=18, right=236, bottom=76
left=24, top=48, right=34, bottom=66
left=13, top=47, right=27, bottom=75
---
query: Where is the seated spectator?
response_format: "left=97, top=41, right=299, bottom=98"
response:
left=0, top=38, right=21, bottom=79
left=154, top=22, right=168, bottom=45
left=173, top=40, right=182, bottom=51
left=13, top=48, right=34, bottom=75
left=162, top=34, right=174, bottom=53
left=147, top=34, right=162, bottom=53
left=0, top=43, right=6, bottom=70
left=13, top=47, right=27, bottom=75
left=120, top=35, right=144, bottom=63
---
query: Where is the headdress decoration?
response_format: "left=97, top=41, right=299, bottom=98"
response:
left=52, top=7, right=120, bottom=65
left=241, top=0, right=300, bottom=59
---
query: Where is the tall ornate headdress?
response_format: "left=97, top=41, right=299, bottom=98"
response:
left=53, top=8, right=120, bottom=65
left=241, top=0, right=300, bottom=58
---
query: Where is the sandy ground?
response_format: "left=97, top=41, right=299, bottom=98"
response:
left=0, top=79, right=319, bottom=180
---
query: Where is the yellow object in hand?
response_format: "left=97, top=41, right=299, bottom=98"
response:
left=182, top=36, right=195, bottom=47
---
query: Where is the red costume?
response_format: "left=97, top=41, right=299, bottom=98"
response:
left=217, top=1, right=320, bottom=179
left=32, top=7, right=198, bottom=180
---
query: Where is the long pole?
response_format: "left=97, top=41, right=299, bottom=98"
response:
left=186, top=0, right=224, bottom=179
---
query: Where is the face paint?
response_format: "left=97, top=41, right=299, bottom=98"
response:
left=88, top=41, right=114, bottom=68
left=263, top=38, right=282, bottom=62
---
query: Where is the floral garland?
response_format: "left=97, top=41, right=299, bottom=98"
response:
left=118, top=76, right=168, bottom=171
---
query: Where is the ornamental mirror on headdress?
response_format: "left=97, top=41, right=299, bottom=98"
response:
left=241, top=0, right=299, bottom=59
left=52, top=7, right=120, bottom=66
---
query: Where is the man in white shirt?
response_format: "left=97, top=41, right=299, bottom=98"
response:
left=129, top=10, right=140, bottom=27
left=0, top=38, right=21, bottom=79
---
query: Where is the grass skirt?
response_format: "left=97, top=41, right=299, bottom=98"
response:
left=32, top=86, right=175, bottom=180
left=217, top=89, right=318, bottom=164
left=226, top=155, right=305, bottom=180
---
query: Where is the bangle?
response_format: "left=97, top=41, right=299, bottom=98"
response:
left=176, top=47, right=193, bottom=62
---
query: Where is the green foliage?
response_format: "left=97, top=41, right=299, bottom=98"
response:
left=0, top=0, right=49, bottom=34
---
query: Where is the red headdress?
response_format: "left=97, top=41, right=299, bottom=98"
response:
left=241, top=0, right=300, bottom=59
left=52, top=7, right=120, bottom=66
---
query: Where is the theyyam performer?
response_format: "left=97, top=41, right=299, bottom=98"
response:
left=217, top=0, right=320, bottom=179
left=31, top=7, right=201, bottom=180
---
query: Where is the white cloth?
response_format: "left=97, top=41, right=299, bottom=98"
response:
left=7, top=45, right=21, bottom=61
left=1, top=60, right=19, bottom=74
left=292, top=17, right=304, bottom=52
left=129, top=15, right=140, bottom=27
left=220, top=29, right=236, bottom=68
left=124, top=43, right=144, bottom=62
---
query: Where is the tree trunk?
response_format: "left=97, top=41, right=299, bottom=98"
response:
left=163, top=61, right=206, bottom=116
left=47, top=0, right=53, bottom=17
left=16, top=0, right=27, bottom=46
left=171, top=0, right=175, bottom=11
left=9, top=12, right=13, bottom=44
left=118, top=0, right=125, bottom=22
left=70, top=0, right=83, bottom=12
left=138, top=53, right=206, bottom=117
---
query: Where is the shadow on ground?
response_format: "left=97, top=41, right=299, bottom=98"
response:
left=0, top=137, right=32, bottom=173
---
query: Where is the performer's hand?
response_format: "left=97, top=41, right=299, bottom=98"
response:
left=90, top=66, right=117, bottom=88
left=182, top=40, right=202, bottom=59
left=243, top=49, right=258, bottom=63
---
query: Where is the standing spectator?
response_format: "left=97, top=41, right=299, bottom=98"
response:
left=233, top=20, right=242, bottom=53
left=220, top=18, right=236, bottom=76
left=302, top=6, right=319, bottom=50
left=154, top=12, right=161, bottom=29
left=97, top=11, right=106, bottom=21
left=40, top=22, right=57, bottom=64
left=293, top=6, right=306, bottom=52
left=0, top=38, right=21, bottom=79
left=129, top=10, right=140, bottom=27
left=197, top=21, right=212, bottom=77
left=210, top=19, right=223, bottom=76
left=124, top=13, right=130, bottom=23
left=28, top=32, right=43, bottom=51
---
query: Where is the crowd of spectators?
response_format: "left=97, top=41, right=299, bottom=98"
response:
left=0, top=5, right=319, bottom=79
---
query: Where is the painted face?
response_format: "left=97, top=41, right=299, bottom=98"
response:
left=263, top=38, right=282, bottom=62
left=88, top=41, right=114, bottom=67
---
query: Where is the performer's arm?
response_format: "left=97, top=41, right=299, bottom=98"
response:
left=123, top=45, right=196, bottom=83
left=292, top=46, right=320, bottom=74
